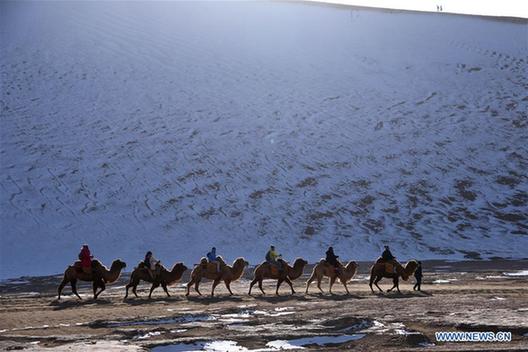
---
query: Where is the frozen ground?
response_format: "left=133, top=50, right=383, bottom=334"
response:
left=0, top=261, right=527, bottom=351
left=1, top=1, right=527, bottom=279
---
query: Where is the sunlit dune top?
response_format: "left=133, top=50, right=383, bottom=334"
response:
left=304, top=0, right=528, bottom=19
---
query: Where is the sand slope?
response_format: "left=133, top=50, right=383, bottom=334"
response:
left=1, top=1, right=527, bottom=278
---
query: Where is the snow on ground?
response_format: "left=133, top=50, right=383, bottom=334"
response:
left=0, top=1, right=527, bottom=279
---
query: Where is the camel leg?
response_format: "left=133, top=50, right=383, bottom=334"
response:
left=94, top=280, right=106, bottom=299
left=125, top=278, right=139, bottom=299
left=71, top=279, right=82, bottom=300
left=162, top=283, right=170, bottom=297
left=186, top=279, right=194, bottom=296
left=211, top=278, right=221, bottom=297
left=374, top=276, right=383, bottom=292
left=388, top=276, right=399, bottom=292
left=285, top=277, right=295, bottom=294
left=317, top=277, right=323, bottom=293
left=132, top=284, right=139, bottom=298
left=194, top=279, right=202, bottom=296
left=276, top=279, right=284, bottom=296
left=249, top=278, right=257, bottom=295
left=258, top=280, right=265, bottom=295
left=58, top=278, right=68, bottom=300
left=225, top=280, right=234, bottom=296
left=395, top=277, right=401, bottom=293
left=341, top=278, right=350, bottom=295
left=329, top=276, right=337, bottom=294
left=305, top=273, right=316, bottom=294
left=149, top=283, right=160, bottom=299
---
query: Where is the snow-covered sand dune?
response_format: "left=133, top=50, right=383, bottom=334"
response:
left=1, top=1, right=527, bottom=278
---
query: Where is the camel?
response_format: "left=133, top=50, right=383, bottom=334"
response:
left=186, top=257, right=248, bottom=297
left=124, top=262, right=188, bottom=299
left=305, top=260, right=358, bottom=294
left=57, top=259, right=126, bottom=300
left=249, top=258, right=308, bottom=295
left=369, top=259, right=418, bottom=293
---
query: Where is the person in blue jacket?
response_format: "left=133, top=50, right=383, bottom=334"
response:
left=207, top=247, right=220, bottom=273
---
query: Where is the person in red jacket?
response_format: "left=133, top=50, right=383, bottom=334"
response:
left=78, top=244, right=93, bottom=274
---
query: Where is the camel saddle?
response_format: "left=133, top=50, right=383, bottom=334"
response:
left=270, top=265, right=280, bottom=276
left=375, top=257, right=398, bottom=274
left=73, top=260, right=93, bottom=274
left=320, top=259, right=342, bottom=275
left=204, top=262, right=222, bottom=275
left=267, top=261, right=285, bottom=276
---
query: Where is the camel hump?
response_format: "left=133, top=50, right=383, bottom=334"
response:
left=199, top=257, right=208, bottom=266
left=319, top=258, right=326, bottom=265
left=91, top=259, right=104, bottom=270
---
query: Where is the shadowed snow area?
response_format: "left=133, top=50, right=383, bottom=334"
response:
left=0, top=1, right=527, bottom=278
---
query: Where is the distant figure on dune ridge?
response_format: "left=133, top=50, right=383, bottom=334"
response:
left=413, top=261, right=423, bottom=291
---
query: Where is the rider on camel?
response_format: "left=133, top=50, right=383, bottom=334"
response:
left=266, top=245, right=285, bottom=273
left=78, top=244, right=93, bottom=274
left=144, top=251, right=161, bottom=279
left=325, top=246, right=342, bottom=274
left=207, top=247, right=220, bottom=273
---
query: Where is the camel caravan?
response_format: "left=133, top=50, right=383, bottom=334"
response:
left=58, top=244, right=422, bottom=300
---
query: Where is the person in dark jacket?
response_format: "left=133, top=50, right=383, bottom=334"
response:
left=325, top=246, right=341, bottom=274
left=381, top=245, right=395, bottom=261
left=144, top=251, right=160, bottom=279
left=413, top=261, right=423, bottom=291
left=325, top=247, right=339, bottom=266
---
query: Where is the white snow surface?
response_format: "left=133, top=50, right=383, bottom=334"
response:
left=1, top=1, right=527, bottom=279
left=308, top=0, right=528, bottom=19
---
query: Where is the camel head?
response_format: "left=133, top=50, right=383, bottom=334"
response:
left=171, top=262, right=188, bottom=273
left=345, top=261, right=358, bottom=271
left=292, top=258, right=308, bottom=269
left=111, top=259, right=127, bottom=271
left=401, top=260, right=418, bottom=280
left=233, top=257, right=249, bottom=268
